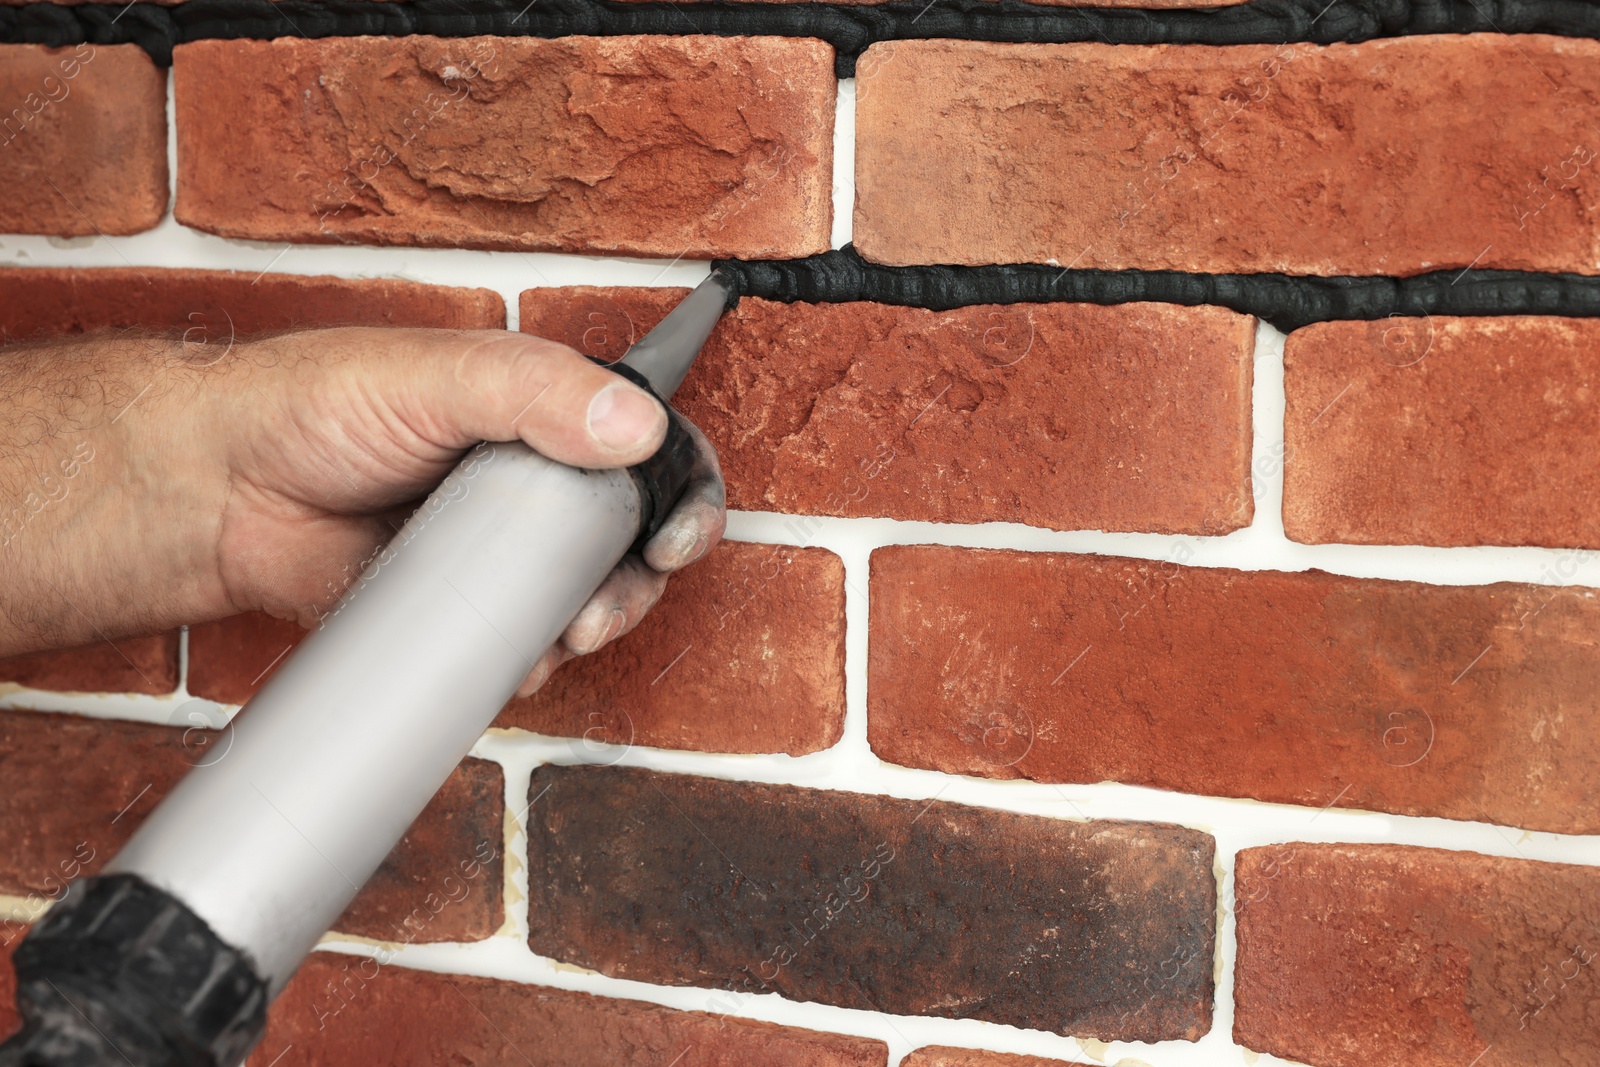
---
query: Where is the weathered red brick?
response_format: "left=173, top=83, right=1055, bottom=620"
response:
left=251, top=952, right=888, bottom=1067
left=0, top=45, right=166, bottom=236
left=192, top=542, right=847, bottom=756
left=855, top=37, right=1600, bottom=275
left=0, top=708, right=504, bottom=943
left=526, top=766, right=1216, bottom=1042
left=523, top=288, right=1255, bottom=534
left=174, top=36, right=834, bottom=258
left=869, top=546, right=1600, bottom=834
left=498, top=540, right=846, bottom=754
left=186, top=612, right=307, bottom=706
left=903, top=1050, right=1093, bottom=1067
left=1285, top=316, right=1600, bottom=547
left=1234, top=843, right=1600, bottom=1067
left=0, top=634, right=179, bottom=695
left=0, top=266, right=503, bottom=343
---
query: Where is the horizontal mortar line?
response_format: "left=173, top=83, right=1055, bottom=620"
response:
left=721, top=511, right=1600, bottom=589
left=0, top=226, right=718, bottom=292
left=10, top=677, right=1600, bottom=863
left=12, top=231, right=1600, bottom=332
left=466, top=732, right=1600, bottom=859
left=6, top=0, right=1600, bottom=68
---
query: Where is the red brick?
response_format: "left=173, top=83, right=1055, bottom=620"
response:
left=869, top=546, right=1600, bottom=834
left=0, top=707, right=504, bottom=943
left=498, top=540, right=846, bottom=755
left=0, top=45, right=166, bottom=236
left=250, top=953, right=888, bottom=1067
left=527, top=765, right=1216, bottom=1042
left=854, top=37, right=1600, bottom=275
left=0, top=634, right=179, bottom=695
left=523, top=288, right=1255, bottom=534
left=0, top=266, right=503, bottom=343
left=173, top=36, right=834, bottom=258
left=1234, top=843, right=1600, bottom=1067
left=1285, top=316, right=1600, bottom=547
left=187, top=612, right=307, bottom=705
left=192, top=542, right=846, bottom=755
left=903, top=1050, right=1093, bottom=1067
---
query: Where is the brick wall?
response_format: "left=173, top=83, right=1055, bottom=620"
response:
left=3, top=15, right=1600, bottom=1067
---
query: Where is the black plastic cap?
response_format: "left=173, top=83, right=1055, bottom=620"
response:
left=592, top=360, right=699, bottom=552
left=0, top=874, right=267, bottom=1067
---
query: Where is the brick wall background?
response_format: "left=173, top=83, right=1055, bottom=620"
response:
left=3, top=18, right=1600, bottom=1067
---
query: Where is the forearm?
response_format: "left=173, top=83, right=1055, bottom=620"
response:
left=0, top=334, right=228, bottom=657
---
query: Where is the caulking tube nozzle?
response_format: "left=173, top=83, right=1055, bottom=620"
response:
left=619, top=271, right=735, bottom=399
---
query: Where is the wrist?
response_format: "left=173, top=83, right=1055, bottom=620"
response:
left=0, top=334, right=234, bottom=657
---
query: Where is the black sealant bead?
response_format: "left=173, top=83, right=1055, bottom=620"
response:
left=714, top=248, right=1600, bottom=333
left=6, top=0, right=1600, bottom=73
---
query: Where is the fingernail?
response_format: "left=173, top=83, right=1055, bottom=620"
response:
left=600, top=609, right=627, bottom=647
left=587, top=382, right=665, bottom=453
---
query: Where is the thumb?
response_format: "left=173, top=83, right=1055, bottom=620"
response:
left=385, top=328, right=669, bottom=469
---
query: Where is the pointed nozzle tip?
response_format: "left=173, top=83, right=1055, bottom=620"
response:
left=619, top=271, right=736, bottom=399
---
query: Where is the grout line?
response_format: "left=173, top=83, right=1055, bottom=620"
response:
left=0, top=219, right=718, bottom=294
left=723, top=508, right=1600, bottom=591
left=831, top=78, right=857, bottom=251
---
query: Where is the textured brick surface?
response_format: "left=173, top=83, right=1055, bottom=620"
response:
left=1286, top=316, right=1600, bottom=548
left=251, top=953, right=888, bottom=1067
left=526, top=766, right=1216, bottom=1042
left=174, top=36, right=834, bottom=258
left=0, top=634, right=179, bottom=695
left=0, top=44, right=166, bottom=235
left=855, top=37, right=1600, bottom=275
left=1235, top=844, right=1600, bottom=1067
left=523, top=288, right=1255, bottom=534
left=0, top=266, right=503, bottom=342
left=498, top=540, right=847, bottom=754
left=0, top=708, right=504, bottom=942
left=903, top=1050, right=1094, bottom=1067
left=869, top=546, right=1600, bottom=834
left=192, top=542, right=847, bottom=755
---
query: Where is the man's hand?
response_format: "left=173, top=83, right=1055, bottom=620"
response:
left=0, top=326, right=725, bottom=695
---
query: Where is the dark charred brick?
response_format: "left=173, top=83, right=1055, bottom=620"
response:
left=525, top=765, right=1216, bottom=1042
left=0, top=708, right=503, bottom=943
left=1234, top=843, right=1600, bottom=1067
left=250, top=953, right=888, bottom=1066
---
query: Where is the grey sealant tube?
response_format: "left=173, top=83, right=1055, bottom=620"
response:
left=110, top=272, right=733, bottom=990
left=0, top=272, right=736, bottom=1067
